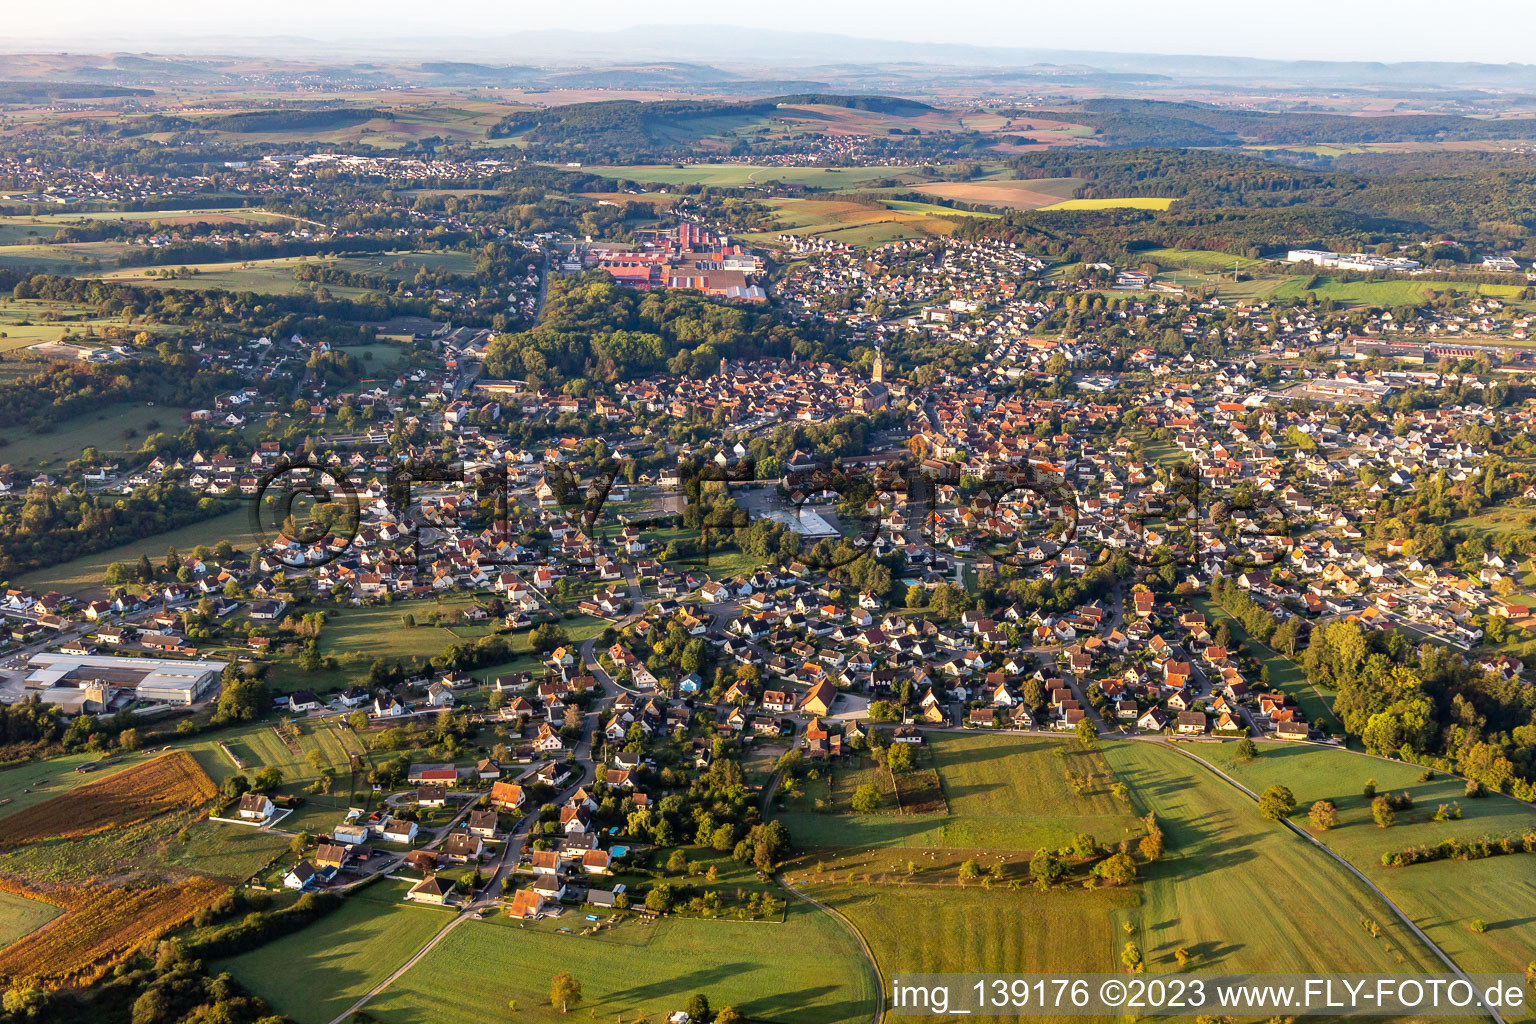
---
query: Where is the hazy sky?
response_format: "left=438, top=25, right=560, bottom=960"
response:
left=8, top=0, right=1536, bottom=64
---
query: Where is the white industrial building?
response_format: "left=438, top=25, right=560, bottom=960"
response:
left=25, top=653, right=227, bottom=710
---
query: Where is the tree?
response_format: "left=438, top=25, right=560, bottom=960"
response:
left=686, top=993, right=712, bottom=1023
left=117, top=727, right=141, bottom=752
left=1175, top=947, right=1194, bottom=968
left=716, top=1008, right=746, bottom=1024
left=549, top=972, right=582, bottom=1014
left=1092, top=852, right=1138, bottom=886
left=667, top=849, right=690, bottom=874
left=1029, top=848, right=1064, bottom=886
left=645, top=882, right=675, bottom=913
left=289, top=831, right=310, bottom=856
left=1372, top=795, right=1396, bottom=828
left=252, top=767, right=284, bottom=793
left=1363, top=778, right=1377, bottom=800
left=1308, top=800, right=1339, bottom=831
left=1234, top=738, right=1258, bottom=762
left=958, top=859, right=981, bottom=883
left=851, top=783, right=881, bottom=813
left=1121, top=941, right=1145, bottom=972
left=885, top=742, right=916, bottom=774
left=906, top=583, right=926, bottom=608
left=1075, top=719, right=1098, bottom=748
left=1258, top=784, right=1296, bottom=822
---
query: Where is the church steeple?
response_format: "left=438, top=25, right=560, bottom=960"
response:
left=871, top=348, right=885, bottom=384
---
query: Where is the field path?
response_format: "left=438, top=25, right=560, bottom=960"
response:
left=777, top=877, right=884, bottom=1024
left=1160, top=740, right=1508, bottom=1024
left=322, top=910, right=468, bottom=1024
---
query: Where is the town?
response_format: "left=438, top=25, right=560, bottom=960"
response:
left=1, top=26, right=1536, bottom=1024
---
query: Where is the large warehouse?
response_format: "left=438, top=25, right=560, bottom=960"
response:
left=26, top=653, right=228, bottom=710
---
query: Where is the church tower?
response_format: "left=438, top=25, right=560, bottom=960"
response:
left=871, top=349, right=885, bottom=384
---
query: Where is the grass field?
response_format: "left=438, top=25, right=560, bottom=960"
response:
left=1268, top=275, right=1528, bottom=307
left=93, top=257, right=377, bottom=298
left=803, top=884, right=1128, bottom=1024
left=0, top=401, right=192, bottom=470
left=1102, top=741, right=1441, bottom=973
left=577, top=163, right=931, bottom=189
left=12, top=505, right=256, bottom=593
left=778, top=733, right=1144, bottom=853
left=0, top=889, right=63, bottom=949
left=0, top=241, right=135, bottom=273
left=220, top=880, right=452, bottom=1024
left=149, top=820, right=292, bottom=883
left=1184, top=740, right=1536, bottom=990
left=365, top=897, right=876, bottom=1024
left=1140, top=247, right=1260, bottom=271
left=880, top=199, right=999, bottom=219
left=738, top=197, right=970, bottom=247
left=0, top=208, right=284, bottom=242
left=1041, top=197, right=1177, bottom=211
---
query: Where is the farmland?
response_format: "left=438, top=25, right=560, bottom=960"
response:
left=0, top=876, right=224, bottom=988
left=910, top=176, right=1084, bottom=210
left=363, top=897, right=876, bottom=1024
left=0, top=748, right=162, bottom=820
left=0, top=750, right=217, bottom=847
left=1102, top=741, right=1440, bottom=973
left=778, top=733, right=1144, bottom=852
left=219, top=880, right=453, bottom=1024
left=1184, top=740, right=1536, bottom=986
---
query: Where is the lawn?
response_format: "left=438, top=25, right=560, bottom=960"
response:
left=777, top=733, right=1144, bottom=853
left=1041, top=197, right=1177, bottom=211
left=219, top=880, right=452, bottom=1024
left=1102, top=740, right=1441, bottom=973
left=803, top=884, right=1127, bottom=1024
left=0, top=401, right=192, bottom=471
left=12, top=506, right=257, bottom=593
left=0, top=889, right=64, bottom=949
left=366, top=897, right=876, bottom=1024
left=1183, top=740, right=1536, bottom=989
